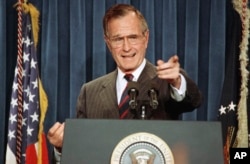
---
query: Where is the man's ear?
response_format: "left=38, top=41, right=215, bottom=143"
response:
left=104, top=35, right=111, bottom=49
left=144, top=30, right=149, bottom=48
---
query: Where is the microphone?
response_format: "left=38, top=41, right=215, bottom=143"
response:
left=127, top=82, right=139, bottom=109
left=148, top=83, right=159, bottom=110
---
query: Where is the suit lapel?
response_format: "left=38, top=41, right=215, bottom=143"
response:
left=99, top=71, right=119, bottom=117
left=137, top=61, right=158, bottom=100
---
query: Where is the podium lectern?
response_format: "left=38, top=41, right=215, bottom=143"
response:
left=61, top=119, right=224, bottom=164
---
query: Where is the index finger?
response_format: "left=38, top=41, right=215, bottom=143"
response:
left=168, top=55, right=179, bottom=63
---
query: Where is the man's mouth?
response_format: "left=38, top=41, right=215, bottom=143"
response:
left=121, top=53, right=136, bottom=58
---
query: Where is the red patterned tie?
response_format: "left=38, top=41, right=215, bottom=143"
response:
left=119, top=74, right=133, bottom=119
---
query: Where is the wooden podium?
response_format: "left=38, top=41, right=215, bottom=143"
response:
left=61, top=119, right=224, bottom=164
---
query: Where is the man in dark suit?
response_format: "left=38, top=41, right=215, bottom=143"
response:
left=76, top=60, right=201, bottom=120
left=47, top=3, right=202, bottom=162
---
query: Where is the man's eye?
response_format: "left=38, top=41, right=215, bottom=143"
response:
left=129, top=36, right=138, bottom=39
left=112, top=38, right=123, bottom=42
left=128, top=36, right=139, bottom=40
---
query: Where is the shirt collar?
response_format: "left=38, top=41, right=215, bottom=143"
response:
left=117, top=58, right=146, bottom=82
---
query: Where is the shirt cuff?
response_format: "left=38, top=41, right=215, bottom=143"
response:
left=170, top=74, right=187, bottom=101
left=54, top=147, right=62, bottom=163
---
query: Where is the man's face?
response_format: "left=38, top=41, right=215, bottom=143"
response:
left=105, top=12, right=149, bottom=74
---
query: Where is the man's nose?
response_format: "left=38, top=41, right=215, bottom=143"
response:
left=122, top=38, right=132, bottom=51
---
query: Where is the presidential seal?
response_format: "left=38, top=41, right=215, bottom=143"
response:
left=110, top=132, right=174, bottom=164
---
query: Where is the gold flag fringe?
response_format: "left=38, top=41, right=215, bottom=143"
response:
left=232, top=0, right=250, bottom=148
left=38, top=79, right=48, bottom=164
left=22, top=3, right=39, bottom=48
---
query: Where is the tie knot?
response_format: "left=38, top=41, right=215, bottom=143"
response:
left=124, top=74, right=133, bottom=81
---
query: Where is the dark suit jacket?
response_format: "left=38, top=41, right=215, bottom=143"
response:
left=76, top=61, right=202, bottom=120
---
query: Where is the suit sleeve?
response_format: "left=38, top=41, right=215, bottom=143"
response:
left=164, top=69, right=203, bottom=118
left=76, top=85, right=87, bottom=118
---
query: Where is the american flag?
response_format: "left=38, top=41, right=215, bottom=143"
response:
left=5, top=4, right=49, bottom=164
left=218, top=1, right=250, bottom=163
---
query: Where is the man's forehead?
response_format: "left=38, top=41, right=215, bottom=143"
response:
left=107, top=17, right=143, bottom=37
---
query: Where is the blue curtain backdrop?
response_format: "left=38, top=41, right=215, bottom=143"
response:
left=1, top=0, right=227, bottom=162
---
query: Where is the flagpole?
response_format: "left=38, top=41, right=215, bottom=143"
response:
left=16, top=0, right=24, bottom=163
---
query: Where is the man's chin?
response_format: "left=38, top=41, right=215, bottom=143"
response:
left=120, top=67, right=136, bottom=73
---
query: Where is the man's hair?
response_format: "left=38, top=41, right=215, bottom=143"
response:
left=103, top=4, right=149, bottom=37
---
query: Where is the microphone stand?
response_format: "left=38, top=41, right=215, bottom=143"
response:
left=127, top=84, right=159, bottom=120
left=130, top=100, right=158, bottom=120
left=140, top=105, right=146, bottom=120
